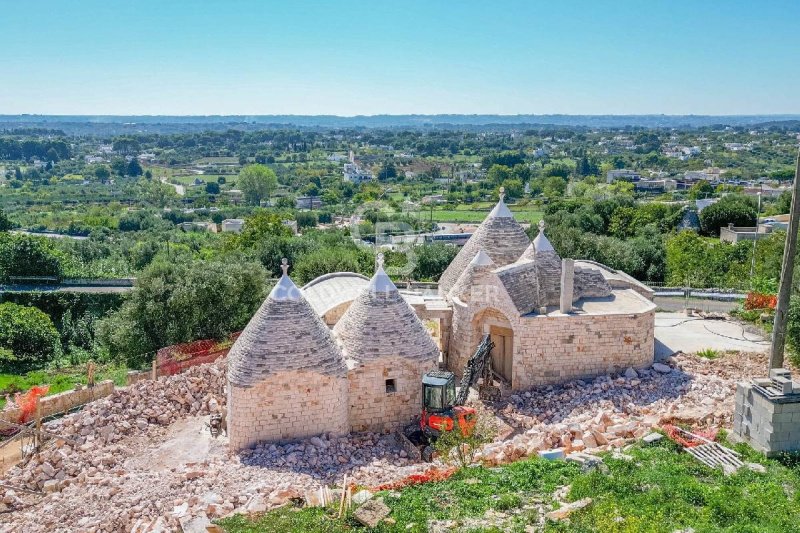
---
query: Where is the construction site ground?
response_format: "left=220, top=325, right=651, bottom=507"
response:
left=0, top=314, right=781, bottom=532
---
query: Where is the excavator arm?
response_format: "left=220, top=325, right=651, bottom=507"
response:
left=454, top=334, right=494, bottom=406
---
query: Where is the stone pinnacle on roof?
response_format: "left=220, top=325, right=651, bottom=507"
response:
left=523, top=219, right=555, bottom=259
left=334, top=258, right=439, bottom=362
left=227, top=258, right=346, bottom=387
left=488, top=187, right=514, bottom=218
left=438, top=190, right=530, bottom=296
left=369, top=253, right=397, bottom=294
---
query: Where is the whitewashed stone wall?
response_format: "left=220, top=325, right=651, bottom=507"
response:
left=228, top=370, right=349, bottom=450
left=347, top=357, right=437, bottom=433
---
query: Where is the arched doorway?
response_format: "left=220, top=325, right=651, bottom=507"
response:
left=472, top=308, right=514, bottom=385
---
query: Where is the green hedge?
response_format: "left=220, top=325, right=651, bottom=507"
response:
left=0, top=291, right=125, bottom=351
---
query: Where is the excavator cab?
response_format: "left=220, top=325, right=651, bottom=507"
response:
left=420, top=371, right=476, bottom=439
left=422, top=371, right=456, bottom=413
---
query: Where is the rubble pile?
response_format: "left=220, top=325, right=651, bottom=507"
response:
left=0, top=351, right=771, bottom=532
left=477, top=351, right=768, bottom=466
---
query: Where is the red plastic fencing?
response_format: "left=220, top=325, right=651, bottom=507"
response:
left=662, top=424, right=719, bottom=448
left=156, top=331, right=241, bottom=377
left=371, top=467, right=458, bottom=491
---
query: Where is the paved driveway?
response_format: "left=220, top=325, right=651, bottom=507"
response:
left=654, top=312, right=768, bottom=359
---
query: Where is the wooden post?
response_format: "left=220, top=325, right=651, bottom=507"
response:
left=769, top=149, right=800, bottom=370
left=34, top=396, right=42, bottom=453
left=338, top=474, right=348, bottom=518
left=151, top=359, right=158, bottom=381
left=87, top=361, right=95, bottom=388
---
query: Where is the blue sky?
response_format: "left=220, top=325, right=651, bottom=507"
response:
left=1, top=0, right=798, bottom=115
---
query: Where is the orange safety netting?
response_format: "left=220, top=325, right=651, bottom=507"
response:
left=371, top=467, right=457, bottom=491
left=156, top=331, right=242, bottom=376
left=744, top=292, right=777, bottom=311
left=15, top=385, right=50, bottom=424
left=662, top=424, right=718, bottom=448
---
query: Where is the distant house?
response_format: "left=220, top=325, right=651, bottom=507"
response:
left=179, top=221, right=217, bottom=233
left=606, top=169, right=641, bottom=184
left=343, top=162, right=373, bottom=184
left=634, top=179, right=676, bottom=193
left=421, top=194, right=446, bottom=204
left=296, top=196, right=324, bottom=209
left=221, top=219, right=245, bottom=233
left=225, top=189, right=243, bottom=204
left=720, top=222, right=778, bottom=244
left=743, top=185, right=789, bottom=198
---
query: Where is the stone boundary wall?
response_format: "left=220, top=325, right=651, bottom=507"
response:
left=0, top=380, right=115, bottom=425
left=514, top=310, right=655, bottom=389
left=228, top=370, right=349, bottom=451
left=126, top=370, right=152, bottom=386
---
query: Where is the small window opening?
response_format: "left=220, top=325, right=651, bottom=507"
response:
left=385, top=379, right=397, bottom=393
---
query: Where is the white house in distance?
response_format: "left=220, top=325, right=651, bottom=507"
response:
left=606, top=169, right=641, bottom=183
left=221, top=219, right=245, bottom=233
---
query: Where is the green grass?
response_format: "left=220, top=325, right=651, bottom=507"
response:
left=217, top=438, right=800, bottom=533
left=430, top=207, right=543, bottom=223
left=0, top=364, right=128, bottom=409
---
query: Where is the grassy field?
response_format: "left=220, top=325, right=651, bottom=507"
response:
left=0, top=364, right=129, bottom=409
left=217, top=436, right=800, bottom=533
left=430, top=206, right=543, bottom=223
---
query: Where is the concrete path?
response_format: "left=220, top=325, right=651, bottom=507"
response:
left=654, top=312, right=768, bottom=359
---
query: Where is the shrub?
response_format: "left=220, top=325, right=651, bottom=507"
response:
left=434, top=408, right=497, bottom=468
left=0, top=234, right=63, bottom=282
left=699, top=195, right=757, bottom=236
left=0, top=303, right=62, bottom=372
left=97, top=258, right=267, bottom=367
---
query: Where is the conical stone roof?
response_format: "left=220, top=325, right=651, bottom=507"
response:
left=228, top=260, right=346, bottom=387
left=449, top=249, right=495, bottom=303
left=334, top=256, right=439, bottom=362
left=438, top=190, right=530, bottom=296
left=522, top=219, right=556, bottom=260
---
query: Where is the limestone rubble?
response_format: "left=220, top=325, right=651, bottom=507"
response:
left=0, top=350, right=773, bottom=532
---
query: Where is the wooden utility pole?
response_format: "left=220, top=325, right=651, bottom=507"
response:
left=769, top=149, right=800, bottom=369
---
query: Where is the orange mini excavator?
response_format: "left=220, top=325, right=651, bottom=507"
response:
left=414, top=335, right=495, bottom=460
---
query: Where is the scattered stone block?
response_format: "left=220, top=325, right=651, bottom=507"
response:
left=353, top=498, right=391, bottom=528
left=642, top=433, right=663, bottom=445
left=624, top=367, right=638, bottom=379
left=42, top=480, right=61, bottom=493
left=652, top=363, right=671, bottom=374
left=545, top=498, right=593, bottom=521
left=352, top=490, right=373, bottom=505
left=538, top=448, right=565, bottom=461
left=746, top=462, right=767, bottom=473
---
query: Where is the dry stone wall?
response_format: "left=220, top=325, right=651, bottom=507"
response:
left=228, top=370, right=349, bottom=450
left=513, top=310, right=655, bottom=388
left=1, top=380, right=115, bottom=425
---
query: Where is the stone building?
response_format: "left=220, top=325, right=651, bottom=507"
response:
left=226, top=260, right=349, bottom=450
left=227, top=192, right=656, bottom=450
left=334, top=258, right=439, bottom=432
